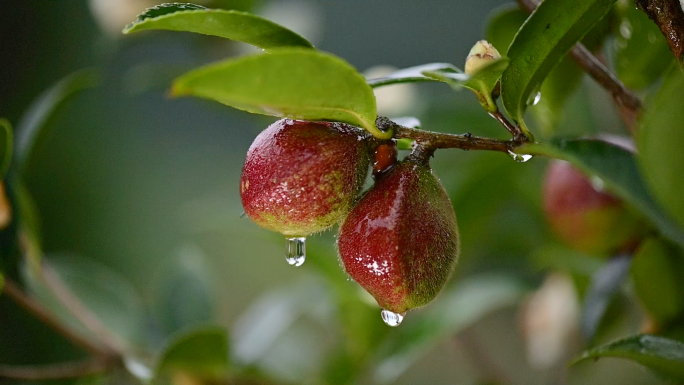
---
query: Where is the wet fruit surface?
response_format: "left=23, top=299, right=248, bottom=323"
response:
left=543, top=159, right=644, bottom=255
left=241, top=119, right=370, bottom=236
left=338, top=160, right=459, bottom=314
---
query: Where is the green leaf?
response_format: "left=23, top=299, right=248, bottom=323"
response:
left=156, top=326, right=229, bottom=381
left=523, top=138, right=684, bottom=248
left=501, top=0, right=617, bottom=135
left=573, top=334, right=684, bottom=381
left=614, top=0, right=674, bottom=90
left=0, top=119, right=13, bottom=179
left=172, top=48, right=388, bottom=138
left=632, top=238, right=684, bottom=324
left=0, top=272, right=4, bottom=293
left=15, top=69, right=100, bottom=173
left=581, top=254, right=632, bottom=340
left=373, top=275, right=526, bottom=384
left=123, top=4, right=314, bottom=50
left=366, top=63, right=460, bottom=87
left=638, top=70, right=684, bottom=231
left=485, top=4, right=529, bottom=54
left=424, top=58, right=509, bottom=112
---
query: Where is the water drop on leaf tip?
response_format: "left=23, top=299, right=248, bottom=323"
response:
left=507, top=150, right=533, bottom=163
left=381, top=309, right=406, bottom=327
left=286, top=237, right=306, bottom=267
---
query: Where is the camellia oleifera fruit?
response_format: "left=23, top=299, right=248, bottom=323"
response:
left=338, top=159, right=459, bottom=325
left=543, top=159, right=645, bottom=256
left=241, top=119, right=371, bottom=264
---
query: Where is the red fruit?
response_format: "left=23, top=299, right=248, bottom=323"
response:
left=338, top=160, right=459, bottom=315
left=543, top=159, right=644, bottom=255
left=241, top=119, right=370, bottom=236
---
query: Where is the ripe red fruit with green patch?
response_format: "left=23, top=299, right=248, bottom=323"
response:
left=338, top=160, right=459, bottom=314
left=543, top=159, right=645, bottom=255
left=241, top=119, right=370, bottom=236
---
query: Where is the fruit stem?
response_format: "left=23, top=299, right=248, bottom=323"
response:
left=377, top=116, right=528, bottom=154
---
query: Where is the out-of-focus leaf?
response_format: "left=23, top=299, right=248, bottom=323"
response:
left=573, top=334, right=684, bottom=380
left=172, top=49, right=388, bottom=138
left=523, top=139, right=684, bottom=248
left=15, top=69, right=100, bottom=172
left=153, top=244, right=215, bottom=336
left=206, top=0, right=257, bottom=12
left=123, top=4, right=314, bottom=50
left=232, top=276, right=334, bottom=366
left=485, top=3, right=529, bottom=54
left=373, top=275, right=527, bottom=384
left=532, top=244, right=604, bottom=277
left=581, top=254, right=632, bottom=340
left=501, top=0, right=616, bottom=136
left=23, top=254, right=146, bottom=350
left=638, top=71, right=684, bottom=232
left=0, top=273, right=4, bottom=293
left=614, top=0, right=673, bottom=90
left=155, top=326, right=229, bottom=381
left=0, top=119, right=12, bottom=179
left=366, top=63, right=459, bottom=87
left=632, top=238, right=684, bottom=324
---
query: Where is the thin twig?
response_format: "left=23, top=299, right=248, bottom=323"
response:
left=1, top=277, right=115, bottom=359
left=0, top=359, right=113, bottom=380
left=489, top=110, right=527, bottom=140
left=376, top=117, right=524, bottom=153
left=516, top=0, right=643, bottom=133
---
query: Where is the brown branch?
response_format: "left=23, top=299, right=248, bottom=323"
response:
left=1, top=277, right=116, bottom=359
left=489, top=110, right=527, bottom=141
left=0, top=359, right=113, bottom=380
left=375, top=117, right=525, bottom=153
left=516, top=0, right=643, bottom=133
left=636, top=0, right=684, bottom=63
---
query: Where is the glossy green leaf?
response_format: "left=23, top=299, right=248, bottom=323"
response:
left=156, top=326, right=229, bottom=380
left=581, top=254, right=632, bottom=340
left=15, top=69, right=100, bottom=172
left=172, top=49, right=388, bottom=138
left=424, top=58, right=509, bottom=112
left=373, top=275, right=526, bottom=384
left=366, top=63, right=459, bottom=87
left=573, top=334, right=684, bottom=380
left=638, top=71, right=684, bottom=231
left=123, top=4, right=313, bottom=50
left=614, top=0, right=673, bottom=90
left=632, top=238, right=684, bottom=324
left=0, top=119, right=12, bottom=179
left=523, top=138, right=684, bottom=248
left=501, top=0, right=617, bottom=135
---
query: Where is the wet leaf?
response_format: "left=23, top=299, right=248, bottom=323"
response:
left=172, top=49, right=388, bottom=138
left=523, top=138, right=684, bottom=248
left=501, top=0, right=617, bottom=135
left=156, top=326, right=229, bottom=381
left=638, top=70, right=684, bottom=232
left=573, top=334, right=684, bottom=381
left=123, top=4, right=313, bottom=50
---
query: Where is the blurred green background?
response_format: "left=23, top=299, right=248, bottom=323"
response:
left=0, top=1, right=665, bottom=384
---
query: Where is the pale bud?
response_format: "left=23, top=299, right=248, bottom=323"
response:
left=465, top=40, right=502, bottom=76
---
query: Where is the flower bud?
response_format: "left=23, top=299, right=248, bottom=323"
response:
left=465, top=40, right=501, bottom=76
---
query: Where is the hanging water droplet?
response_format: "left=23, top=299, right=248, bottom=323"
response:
left=381, top=309, right=406, bottom=327
left=285, top=237, right=306, bottom=266
left=507, top=150, right=533, bottom=163
left=527, top=91, right=542, bottom=106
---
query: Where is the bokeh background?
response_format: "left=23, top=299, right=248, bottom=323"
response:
left=0, top=1, right=661, bottom=384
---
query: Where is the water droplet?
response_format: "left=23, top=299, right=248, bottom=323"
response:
left=285, top=237, right=306, bottom=266
left=527, top=91, right=542, bottom=106
left=590, top=176, right=605, bottom=192
left=507, top=150, right=533, bottom=163
left=619, top=20, right=632, bottom=39
left=381, top=309, right=406, bottom=327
